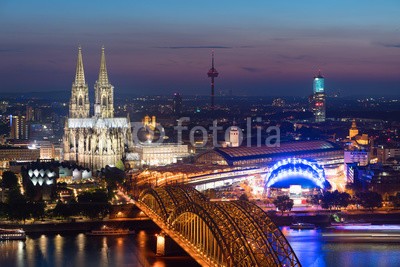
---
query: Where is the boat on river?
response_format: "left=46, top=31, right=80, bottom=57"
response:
left=290, top=223, right=316, bottom=230
left=331, top=222, right=371, bottom=227
left=322, top=224, right=400, bottom=243
left=0, top=228, right=26, bottom=241
left=86, top=225, right=135, bottom=236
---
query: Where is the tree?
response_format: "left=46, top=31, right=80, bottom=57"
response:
left=78, top=190, right=109, bottom=203
left=337, top=191, right=351, bottom=209
left=273, top=195, right=294, bottom=215
left=1, top=171, right=19, bottom=189
left=24, top=181, right=34, bottom=200
left=320, top=191, right=334, bottom=210
left=0, top=202, right=8, bottom=218
left=100, top=166, right=125, bottom=195
left=52, top=200, right=81, bottom=218
left=6, top=189, right=30, bottom=222
left=53, top=201, right=72, bottom=218
left=30, top=201, right=46, bottom=221
left=68, top=199, right=80, bottom=216
left=115, top=160, right=125, bottom=171
left=77, top=190, right=110, bottom=219
left=356, top=191, right=383, bottom=211
left=239, top=193, right=249, bottom=202
left=308, top=194, right=322, bottom=206
left=393, top=193, right=400, bottom=207
left=320, top=190, right=351, bottom=211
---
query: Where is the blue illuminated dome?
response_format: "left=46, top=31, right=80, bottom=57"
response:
left=265, top=158, right=328, bottom=189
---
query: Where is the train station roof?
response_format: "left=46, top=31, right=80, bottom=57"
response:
left=196, top=140, right=342, bottom=166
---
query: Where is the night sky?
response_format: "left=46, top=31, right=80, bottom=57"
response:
left=0, top=0, right=399, bottom=96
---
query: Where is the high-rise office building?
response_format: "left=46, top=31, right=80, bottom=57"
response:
left=229, top=126, right=240, bottom=147
left=26, top=106, right=34, bottom=122
left=173, top=93, right=182, bottom=115
left=34, top=108, right=42, bottom=122
left=10, top=114, right=28, bottom=139
left=311, top=71, right=326, bottom=122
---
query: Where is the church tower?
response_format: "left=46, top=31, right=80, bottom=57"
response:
left=69, top=46, right=90, bottom=118
left=94, top=46, right=114, bottom=118
left=64, top=46, right=132, bottom=171
left=349, top=119, right=359, bottom=139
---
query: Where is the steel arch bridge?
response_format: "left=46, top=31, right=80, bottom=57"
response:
left=137, top=185, right=301, bottom=267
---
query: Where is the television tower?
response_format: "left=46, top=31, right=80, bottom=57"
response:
left=207, top=51, right=219, bottom=109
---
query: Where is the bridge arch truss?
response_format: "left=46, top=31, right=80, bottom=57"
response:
left=137, top=185, right=301, bottom=267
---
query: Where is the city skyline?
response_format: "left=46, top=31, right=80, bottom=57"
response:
left=0, top=1, right=399, bottom=96
left=1, top=2, right=400, bottom=267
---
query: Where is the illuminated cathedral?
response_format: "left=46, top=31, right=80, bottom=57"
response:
left=63, top=46, right=132, bottom=170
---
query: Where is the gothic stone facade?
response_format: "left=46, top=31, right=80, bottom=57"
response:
left=63, top=47, right=132, bottom=170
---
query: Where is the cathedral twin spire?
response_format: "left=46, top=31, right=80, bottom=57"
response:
left=94, top=46, right=114, bottom=118
left=98, top=46, right=109, bottom=85
left=69, top=46, right=90, bottom=118
left=75, top=46, right=85, bottom=85
left=69, top=46, right=114, bottom=119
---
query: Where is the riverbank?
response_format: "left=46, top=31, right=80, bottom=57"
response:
left=272, top=211, right=400, bottom=226
left=2, top=209, right=400, bottom=234
left=0, top=217, right=157, bottom=234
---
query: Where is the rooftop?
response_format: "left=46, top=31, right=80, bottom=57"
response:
left=215, top=140, right=340, bottom=160
left=68, top=117, right=130, bottom=128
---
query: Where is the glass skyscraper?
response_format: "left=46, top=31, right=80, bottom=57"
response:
left=313, top=73, right=324, bottom=93
left=312, top=72, right=326, bottom=122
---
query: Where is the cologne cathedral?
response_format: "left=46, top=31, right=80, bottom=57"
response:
left=63, top=46, right=132, bottom=170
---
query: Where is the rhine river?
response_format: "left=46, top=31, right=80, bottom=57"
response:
left=1, top=227, right=400, bottom=267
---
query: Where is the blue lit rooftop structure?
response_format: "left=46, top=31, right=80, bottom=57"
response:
left=313, top=71, right=324, bottom=94
left=265, top=158, right=329, bottom=189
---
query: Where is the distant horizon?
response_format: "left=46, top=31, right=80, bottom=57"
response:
left=1, top=89, right=399, bottom=99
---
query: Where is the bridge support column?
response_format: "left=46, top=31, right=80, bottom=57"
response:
left=156, top=232, right=166, bottom=256
left=156, top=232, right=181, bottom=256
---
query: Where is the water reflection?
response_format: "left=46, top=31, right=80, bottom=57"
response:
left=54, top=234, right=63, bottom=267
left=282, top=227, right=326, bottom=267
left=0, top=231, right=197, bottom=267
left=3, top=228, right=399, bottom=266
left=17, top=241, right=24, bottom=267
left=76, top=233, right=85, bottom=266
left=283, top=226, right=400, bottom=267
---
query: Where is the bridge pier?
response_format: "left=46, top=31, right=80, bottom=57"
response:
left=156, top=231, right=188, bottom=257
left=156, top=232, right=166, bottom=256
